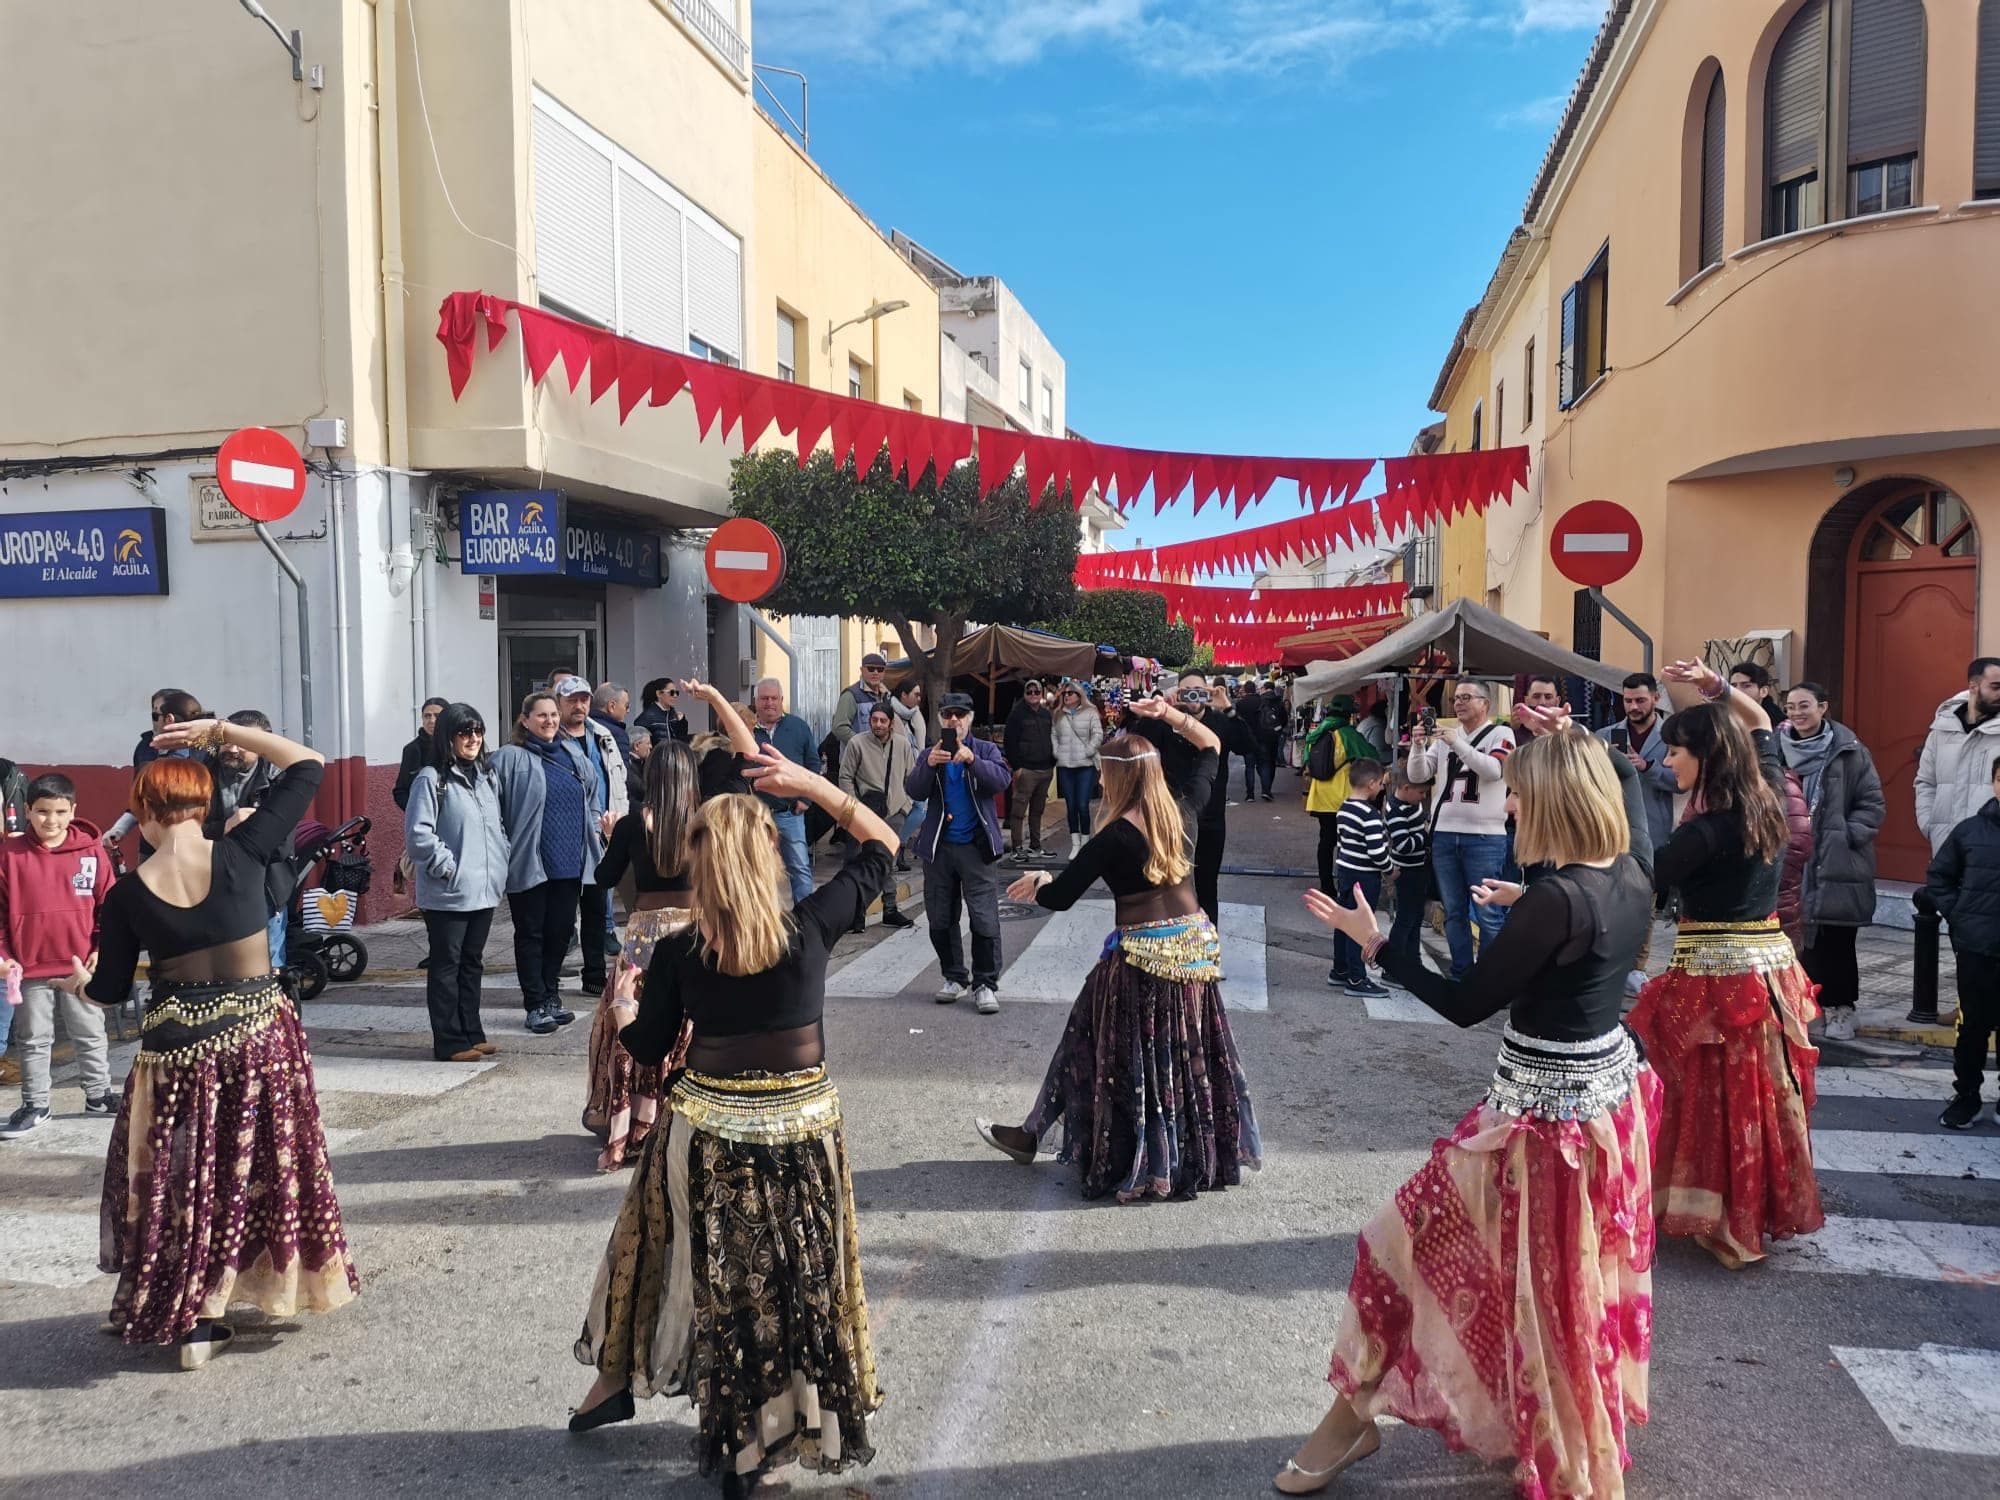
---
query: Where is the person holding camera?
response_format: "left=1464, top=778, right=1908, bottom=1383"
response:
left=1130, top=672, right=1258, bottom=926
left=1406, top=678, right=1515, bottom=978
left=904, top=692, right=1013, bottom=1013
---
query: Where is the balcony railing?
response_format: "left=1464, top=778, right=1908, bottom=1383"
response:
left=672, top=0, right=747, bottom=78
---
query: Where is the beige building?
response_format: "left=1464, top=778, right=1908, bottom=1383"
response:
left=1416, top=0, right=2000, bottom=880
left=0, top=0, right=966, bottom=831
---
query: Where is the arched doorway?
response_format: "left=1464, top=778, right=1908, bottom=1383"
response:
left=1839, top=484, right=1979, bottom=882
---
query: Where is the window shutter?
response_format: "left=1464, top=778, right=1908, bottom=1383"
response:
left=531, top=106, right=616, bottom=324
left=1976, top=2, right=2000, bottom=193
left=1847, top=0, right=1926, bottom=164
left=1767, top=1, right=1827, bottom=182
left=1700, top=73, right=1727, bottom=267
left=616, top=170, right=686, bottom=354
left=774, top=310, right=797, bottom=375
left=684, top=221, right=743, bottom=360
left=1557, top=284, right=1578, bottom=408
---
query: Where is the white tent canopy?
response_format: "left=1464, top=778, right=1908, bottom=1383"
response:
left=1291, top=598, right=1634, bottom=703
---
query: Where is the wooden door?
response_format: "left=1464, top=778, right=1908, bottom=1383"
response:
left=1845, top=488, right=1978, bottom=883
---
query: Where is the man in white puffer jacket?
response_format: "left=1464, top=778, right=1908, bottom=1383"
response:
left=1916, top=659, right=2000, bottom=852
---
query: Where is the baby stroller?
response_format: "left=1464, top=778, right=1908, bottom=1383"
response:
left=282, top=815, right=373, bottom=1001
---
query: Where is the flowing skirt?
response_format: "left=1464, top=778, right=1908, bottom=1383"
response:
left=1625, top=919, right=1823, bottom=1267
left=1328, top=1056, right=1662, bottom=1500
left=99, top=977, right=360, bottom=1345
left=576, top=1067, right=880, bottom=1480
left=582, top=907, right=693, bottom=1172
left=1020, top=918, right=1262, bottom=1202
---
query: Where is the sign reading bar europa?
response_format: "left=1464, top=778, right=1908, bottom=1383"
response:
left=0, top=507, right=170, bottom=598
left=458, top=491, right=661, bottom=587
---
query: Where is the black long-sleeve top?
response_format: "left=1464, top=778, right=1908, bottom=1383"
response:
left=1374, top=856, right=1652, bottom=1042
left=1132, top=709, right=1257, bottom=827
left=594, top=750, right=752, bottom=895
left=1035, top=749, right=1216, bottom=913
left=619, top=840, right=893, bottom=1072
left=1653, top=729, right=1784, bottom=921
left=392, top=733, right=431, bottom=811
left=88, top=760, right=323, bottom=1002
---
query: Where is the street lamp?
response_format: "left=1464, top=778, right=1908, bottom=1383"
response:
left=823, top=299, right=910, bottom=352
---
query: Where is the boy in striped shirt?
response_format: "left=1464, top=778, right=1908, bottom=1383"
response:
left=1327, top=758, right=1391, bottom=998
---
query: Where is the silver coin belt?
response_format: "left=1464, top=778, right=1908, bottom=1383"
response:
left=1486, top=1023, right=1641, bottom=1123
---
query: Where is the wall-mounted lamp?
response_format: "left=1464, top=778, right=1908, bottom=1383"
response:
left=824, top=299, right=910, bottom=352
left=1833, top=465, right=1857, bottom=488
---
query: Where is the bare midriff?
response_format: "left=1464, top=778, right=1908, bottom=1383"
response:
left=149, top=935, right=279, bottom=984
left=1113, top=885, right=1201, bottom=926
left=685, top=1020, right=823, bottom=1075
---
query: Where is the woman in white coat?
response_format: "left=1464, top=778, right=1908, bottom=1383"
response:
left=1052, top=680, right=1106, bottom=859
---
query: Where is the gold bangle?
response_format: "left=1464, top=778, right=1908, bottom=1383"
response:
left=199, top=721, right=229, bottom=753
left=836, top=794, right=858, bottom=829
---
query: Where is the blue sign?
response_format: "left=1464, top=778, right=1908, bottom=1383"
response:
left=0, top=507, right=169, bottom=598
left=460, top=490, right=564, bottom=574
left=566, top=513, right=661, bottom=588
left=458, top=490, right=660, bottom=588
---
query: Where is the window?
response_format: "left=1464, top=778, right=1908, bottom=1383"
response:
left=1018, top=358, right=1032, bottom=413
left=1981, top=3, right=2000, bottom=198
left=904, top=391, right=923, bottom=413
left=1522, top=338, right=1535, bottom=426
left=1761, top=1, right=1926, bottom=240
left=1557, top=245, right=1610, bottom=409
left=1469, top=400, right=1483, bottom=453
left=775, top=308, right=798, bottom=383
left=530, top=90, right=743, bottom=362
left=1040, top=379, right=1055, bottom=434
left=1494, top=382, right=1505, bottom=446
left=848, top=357, right=868, bottom=401
left=1699, top=70, right=1727, bottom=268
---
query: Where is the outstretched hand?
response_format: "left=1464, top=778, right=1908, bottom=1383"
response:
left=1472, top=878, right=1524, bottom=909
left=1511, top=702, right=1574, bottom=737
left=1662, top=659, right=1718, bottom=693
left=1125, top=695, right=1172, bottom=721
left=1005, top=870, right=1050, bottom=902
left=1302, top=883, right=1379, bottom=944
left=739, top=743, right=821, bottom=802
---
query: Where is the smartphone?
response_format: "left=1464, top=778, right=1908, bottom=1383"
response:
left=940, top=727, right=960, bottom=754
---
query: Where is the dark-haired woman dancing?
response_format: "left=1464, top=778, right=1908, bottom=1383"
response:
left=1628, top=659, right=1823, bottom=1269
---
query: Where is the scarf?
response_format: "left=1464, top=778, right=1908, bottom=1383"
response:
left=1778, top=724, right=1834, bottom=810
left=1308, top=712, right=1376, bottom=771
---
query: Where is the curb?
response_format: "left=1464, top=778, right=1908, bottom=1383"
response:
left=1858, top=1020, right=1958, bottom=1047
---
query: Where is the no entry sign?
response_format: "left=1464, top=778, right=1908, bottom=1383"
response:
left=216, top=427, right=307, bottom=522
left=705, top=518, right=786, bottom=603
left=1550, top=500, right=1642, bottom=588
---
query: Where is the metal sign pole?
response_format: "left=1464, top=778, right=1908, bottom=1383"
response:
left=253, top=521, right=314, bottom=748
left=1587, top=586, right=1654, bottom=675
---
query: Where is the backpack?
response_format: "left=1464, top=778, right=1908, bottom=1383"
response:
left=1307, top=727, right=1340, bottom=781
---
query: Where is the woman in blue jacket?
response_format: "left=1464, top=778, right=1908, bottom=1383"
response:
left=404, top=702, right=511, bottom=1062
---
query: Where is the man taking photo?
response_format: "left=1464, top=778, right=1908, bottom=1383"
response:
left=1406, top=677, right=1514, bottom=978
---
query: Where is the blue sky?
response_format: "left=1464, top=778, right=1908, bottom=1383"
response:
left=751, top=0, right=1608, bottom=562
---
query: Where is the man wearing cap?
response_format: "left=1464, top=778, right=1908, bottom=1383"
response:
left=833, top=653, right=893, bottom=753
left=1002, top=679, right=1058, bottom=864
left=905, top=692, right=1012, bottom=1014
left=753, top=677, right=820, bottom=903
left=553, top=675, right=625, bottom=994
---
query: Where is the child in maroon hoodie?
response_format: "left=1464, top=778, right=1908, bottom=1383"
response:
left=0, top=773, right=115, bottom=1136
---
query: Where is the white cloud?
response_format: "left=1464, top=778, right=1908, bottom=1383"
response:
left=1492, top=91, right=1568, bottom=128
left=753, top=1, right=1499, bottom=79
left=1515, top=0, right=1607, bottom=30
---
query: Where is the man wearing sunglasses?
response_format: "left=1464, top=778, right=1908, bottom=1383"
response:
left=905, top=693, right=1012, bottom=1013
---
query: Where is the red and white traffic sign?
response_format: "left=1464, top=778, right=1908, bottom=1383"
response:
left=704, top=517, right=787, bottom=603
left=216, top=427, right=307, bottom=522
left=1550, top=499, right=1642, bottom=588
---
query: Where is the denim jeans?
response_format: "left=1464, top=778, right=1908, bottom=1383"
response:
left=1056, top=766, right=1097, bottom=834
left=904, top=800, right=928, bottom=844
left=266, top=909, right=288, bottom=970
left=1431, top=829, right=1509, bottom=977
left=1331, top=867, right=1382, bottom=983
left=773, top=808, right=814, bottom=903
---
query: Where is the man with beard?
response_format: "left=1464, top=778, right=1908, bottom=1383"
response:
left=1596, top=672, right=1677, bottom=856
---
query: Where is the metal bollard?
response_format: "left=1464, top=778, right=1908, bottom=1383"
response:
left=1909, top=889, right=1942, bottom=1024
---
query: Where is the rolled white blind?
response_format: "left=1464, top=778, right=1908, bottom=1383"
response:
left=1767, top=1, right=1826, bottom=182
left=1846, top=0, right=1926, bottom=164
left=774, top=309, right=797, bottom=374
left=531, top=105, right=616, bottom=325
left=685, top=222, right=742, bottom=359
left=617, top=170, right=686, bottom=355
left=1980, top=2, right=2000, bottom=193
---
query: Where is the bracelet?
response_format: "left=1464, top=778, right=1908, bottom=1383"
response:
left=835, top=794, right=859, bottom=829
left=198, top=721, right=229, bottom=753
left=1697, top=675, right=1727, bottom=702
left=1361, top=932, right=1386, bottom=964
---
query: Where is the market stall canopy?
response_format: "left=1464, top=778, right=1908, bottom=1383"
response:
left=1271, top=612, right=1407, bottom=669
left=886, top=624, right=1106, bottom=683
left=1290, top=598, right=1633, bottom=700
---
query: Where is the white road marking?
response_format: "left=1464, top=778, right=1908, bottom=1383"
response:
left=995, top=905, right=1116, bottom=1001
left=1816, top=1067, right=1959, bottom=1101
left=302, top=1002, right=434, bottom=1032
left=0, top=1115, right=115, bottom=1159
left=1217, top=902, right=1270, bottom=1013
left=0, top=1210, right=103, bottom=1287
left=1813, top=1131, right=2000, bottom=1179
left=1363, top=988, right=1447, bottom=1025
left=307, top=1056, right=497, bottom=1095
left=1834, top=1343, right=2000, bottom=1456
left=825, top=922, right=941, bottom=997
left=1767, top=1215, right=2000, bottom=1285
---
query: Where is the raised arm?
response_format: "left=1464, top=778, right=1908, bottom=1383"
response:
left=151, top=717, right=323, bottom=863
left=1662, top=659, right=1767, bottom=736
left=683, top=679, right=758, bottom=759
left=1125, top=693, right=1220, bottom=753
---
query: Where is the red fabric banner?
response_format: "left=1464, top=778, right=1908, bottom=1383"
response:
left=434, top=292, right=1530, bottom=517
left=1101, top=580, right=1408, bottom=624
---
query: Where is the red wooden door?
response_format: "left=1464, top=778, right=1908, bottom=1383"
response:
left=1845, top=489, right=1978, bottom=883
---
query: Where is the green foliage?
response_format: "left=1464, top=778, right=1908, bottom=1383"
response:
left=1041, top=588, right=1193, bottom=667
left=1186, top=642, right=1216, bottom=672
left=729, top=449, right=1080, bottom=635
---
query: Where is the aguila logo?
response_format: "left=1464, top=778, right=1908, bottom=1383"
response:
left=115, top=529, right=146, bottom=563
left=520, top=500, right=547, bottom=529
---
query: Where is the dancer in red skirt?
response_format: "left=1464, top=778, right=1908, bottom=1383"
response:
left=1629, top=659, right=1823, bottom=1268
left=1283, top=730, right=1659, bottom=1498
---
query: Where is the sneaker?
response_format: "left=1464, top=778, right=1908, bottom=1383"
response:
left=880, top=909, right=915, bottom=929
left=1823, top=1007, right=1857, bottom=1041
left=935, top=980, right=970, bottom=1005
left=1326, top=967, right=1346, bottom=988
left=1028, top=844, right=1048, bottom=859
left=0, top=1104, right=51, bottom=1138
left=551, top=1004, right=577, bottom=1027
left=1940, top=1094, right=1982, bottom=1130
left=1002, top=849, right=1026, bottom=867
left=1344, top=978, right=1391, bottom=999
left=525, top=1007, right=559, bottom=1035
left=972, top=985, right=1000, bottom=1015
left=1263, top=793, right=1275, bottom=802
left=83, top=1093, right=117, bottom=1117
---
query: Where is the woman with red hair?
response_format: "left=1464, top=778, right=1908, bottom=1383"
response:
left=86, top=716, right=359, bottom=1368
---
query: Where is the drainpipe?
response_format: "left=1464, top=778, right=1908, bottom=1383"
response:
left=255, top=522, right=314, bottom=749
left=374, top=0, right=424, bottom=704
left=327, top=463, right=357, bottom=809
left=750, top=608, right=798, bottom=709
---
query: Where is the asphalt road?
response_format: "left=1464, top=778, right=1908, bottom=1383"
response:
left=3, top=795, right=1998, bottom=1498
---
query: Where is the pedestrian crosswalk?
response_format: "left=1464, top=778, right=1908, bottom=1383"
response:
left=824, top=899, right=1270, bottom=1011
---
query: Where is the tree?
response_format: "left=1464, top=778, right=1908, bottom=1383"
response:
left=1041, top=587, right=1193, bottom=667
left=730, top=448, right=1080, bottom=729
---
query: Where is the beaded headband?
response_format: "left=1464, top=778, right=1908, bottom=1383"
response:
left=1099, top=748, right=1159, bottom=762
